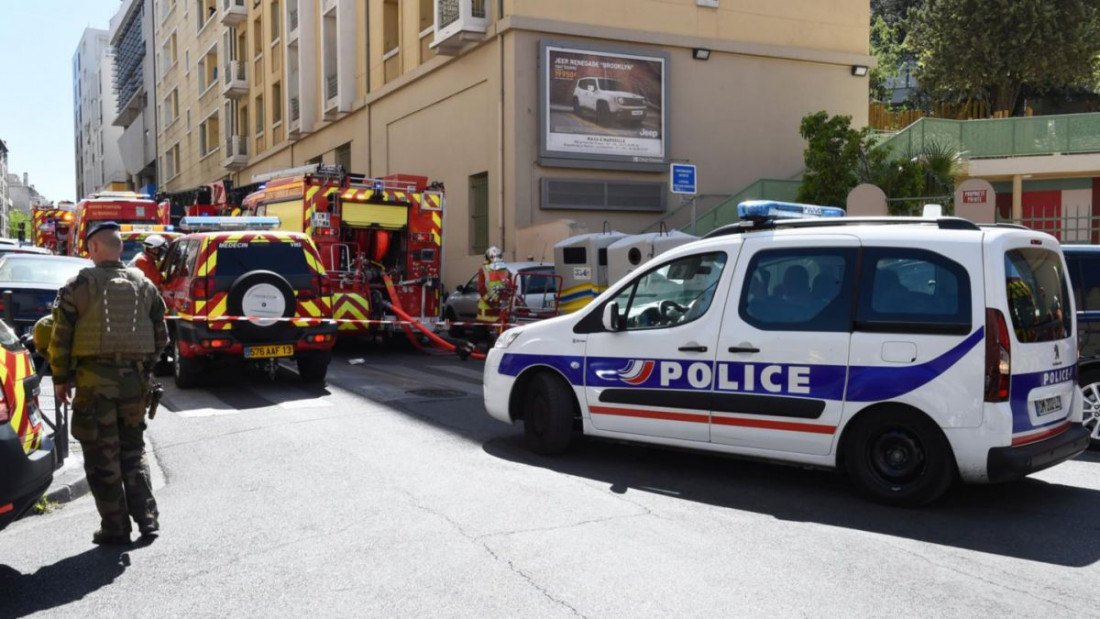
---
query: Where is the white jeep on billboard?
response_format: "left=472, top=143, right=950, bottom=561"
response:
left=571, top=77, right=648, bottom=126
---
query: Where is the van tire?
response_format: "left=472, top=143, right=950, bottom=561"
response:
left=297, top=351, right=331, bottom=383
left=523, top=373, right=576, bottom=456
left=1079, top=366, right=1100, bottom=447
left=843, top=409, right=955, bottom=507
left=173, top=338, right=205, bottom=389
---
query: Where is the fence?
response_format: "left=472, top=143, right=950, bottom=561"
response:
left=685, top=179, right=801, bottom=236
left=868, top=101, right=995, bottom=131
left=879, top=112, right=1100, bottom=159
left=998, top=209, right=1100, bottom=244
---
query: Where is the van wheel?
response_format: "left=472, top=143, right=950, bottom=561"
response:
left=173, top=339, right=205, bottom=389
left=297, top=351, right=331, bottom=384
left=523, top=373, right=576, bottom=456
left=1080, top=367, right=1100, bottom=446
left=596, top=101, right=611, bottom=125
left=843, top=409, right=954, bottom=507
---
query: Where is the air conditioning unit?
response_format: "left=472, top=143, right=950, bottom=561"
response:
left=431, top=0, right=489, bottom=56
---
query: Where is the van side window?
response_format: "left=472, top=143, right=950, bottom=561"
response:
left=611, top=252, right=727, bottom=331
left=856, top=248, right=972, bottom=335
left=739, top=248, right=854, bottom=332
left=1073, top=255, right=1100, bottom=312
left=1004, top=248, right=1072, bottom=342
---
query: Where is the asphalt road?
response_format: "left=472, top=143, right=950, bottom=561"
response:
left=2, top=341, right=1100, bottom=617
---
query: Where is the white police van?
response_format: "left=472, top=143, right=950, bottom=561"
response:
left=483, top=202, right=1091, bottom=506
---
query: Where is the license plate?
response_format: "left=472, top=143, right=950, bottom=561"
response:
left=631, top=110, right=644, bottom=116
left=1034, top=395, right=1063, bottom=417
left=244, top=344, right=294, bottom=359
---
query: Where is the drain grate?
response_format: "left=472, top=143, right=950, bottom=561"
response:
left=406, top=388, right=467, bottom=399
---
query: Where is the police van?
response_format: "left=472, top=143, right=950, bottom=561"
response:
left=483, top=202, right=1091, bottom=506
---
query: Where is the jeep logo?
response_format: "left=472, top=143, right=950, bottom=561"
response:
left=638, top=129, right=659, bottom=139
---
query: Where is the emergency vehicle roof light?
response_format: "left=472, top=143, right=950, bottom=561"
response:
left=178, top=216, right=281, bottom=232
left=120, top=224, right=175, bottom=232
left=736, top=201, right=847, bottom=222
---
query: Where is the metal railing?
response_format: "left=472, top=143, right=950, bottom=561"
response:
left=643, top=178, right=800, bottom=235
left=223, top=59, right=246, bottom=85
left=999, top=210, right=1100, bottom=245
left=289, top=8, right=298, bottom=31
left=290, top=95, right=300, bottom=121
left=223, top=0, right=245, bottom=10
left=880, top=113, right=1100, bottom=159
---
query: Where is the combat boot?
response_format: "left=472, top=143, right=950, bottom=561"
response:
left=92, top=529, right=131, bottom=546
left=138, top=517, right=159, bottom=539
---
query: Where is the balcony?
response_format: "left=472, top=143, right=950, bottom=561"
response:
left=431, top=0, right=489, bottom=56
left=222, top=60, right=247, bottom=98
left=223, top=135, right=249, bottom=170
left=323, top=74, right=341, bottom=119
left=288, top=8, right=299, bottom=41
left=288, top=95, right=303, bottom=138
left=221, top=0, right=246, bottom=25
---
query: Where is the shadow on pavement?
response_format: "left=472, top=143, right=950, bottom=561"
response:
left=483, top=434, right=1100, bottom=567
left=0, top=544, right=140, bottom=615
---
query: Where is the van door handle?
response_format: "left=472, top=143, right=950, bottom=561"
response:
left=728, top=346, right=760, bottom=353
left=678, top=345, right=708, bottom=353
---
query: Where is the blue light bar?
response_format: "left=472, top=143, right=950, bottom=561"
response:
left=737, top=200, right=846, bottom=221
left=178, top=216, right=281, bottom=232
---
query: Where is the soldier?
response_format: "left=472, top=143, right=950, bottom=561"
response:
left=50, top=221, right=169, bottom=546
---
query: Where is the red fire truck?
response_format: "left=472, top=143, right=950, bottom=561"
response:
left=31, top=201, right=76, bottom=254
left=240, top=165, right=444, bottom=336
left=68, top=191, right=170, bottom=257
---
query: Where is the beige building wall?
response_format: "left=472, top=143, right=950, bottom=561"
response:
left=157, top=0, right=870, bottom=288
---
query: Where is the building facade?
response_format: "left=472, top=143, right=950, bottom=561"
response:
left=156, top=0, right=871, bottom=286
left=0, top=139, right=10, bottom=234
left=7, top=173, right=49, bottom=213
left=73, top=28, right=127, bottom=199
left=111, top=0, right=159, bottom=195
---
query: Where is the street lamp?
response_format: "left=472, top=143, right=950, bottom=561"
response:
left=692, top=48, right=711, bottom=61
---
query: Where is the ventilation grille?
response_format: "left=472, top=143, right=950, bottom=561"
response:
left=541, top=178, right=667, bottom=212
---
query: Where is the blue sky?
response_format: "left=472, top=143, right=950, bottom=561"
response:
left=0, top=1, right=120, bottom=203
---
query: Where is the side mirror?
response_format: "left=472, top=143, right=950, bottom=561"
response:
left=602, top=302, right=622, bottom=332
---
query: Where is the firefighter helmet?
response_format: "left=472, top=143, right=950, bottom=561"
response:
left=484, top=246, right=502, bottom=262
left=143, top=234, right=168, bottom=257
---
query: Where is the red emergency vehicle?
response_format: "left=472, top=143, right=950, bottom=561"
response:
left=30, top=201, right=76, bottom=254
left=240, top=165, right=444, bottom=335
left=68, top=191, right=170, bottom=257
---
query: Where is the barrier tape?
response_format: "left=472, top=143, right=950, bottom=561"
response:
left=164, top=314, right=523, bottom=329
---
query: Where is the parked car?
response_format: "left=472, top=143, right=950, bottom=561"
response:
left=0, top=254, right=94, bottom=335
left=0, top=246, right=51, bottom=257
left=571, top=77, right=648, bottom=126
left=443, top=262, right=558, bottom=325
left=0, top=319, right=53, bottom=531
left=1061, top=244, right=1100, bottom=444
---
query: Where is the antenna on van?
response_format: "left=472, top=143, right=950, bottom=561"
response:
left=658, top=221, right=668, bottom=236
left=602, top=220, right=611, bottom=234
left=540, top=242, right=548, bottom=263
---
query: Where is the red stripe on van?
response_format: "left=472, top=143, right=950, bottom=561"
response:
left=711, top=416, right=837, bottom=435
left=589, top=406, right=708, bottom=424
left=1011, top=421, right=1070, bottom=446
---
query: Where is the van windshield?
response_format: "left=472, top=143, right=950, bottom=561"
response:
left=1004, top=249, right=1072, bottom=343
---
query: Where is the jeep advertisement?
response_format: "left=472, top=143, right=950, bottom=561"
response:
left=541, top=43, right=667, bottom=166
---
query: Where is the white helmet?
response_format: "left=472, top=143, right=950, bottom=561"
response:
left=484, top=246, right=502, bottom=262
left=143, top=234, right=168, bottom=255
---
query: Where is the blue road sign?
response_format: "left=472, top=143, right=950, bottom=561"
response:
left=670, top=164, right=697, bottom=194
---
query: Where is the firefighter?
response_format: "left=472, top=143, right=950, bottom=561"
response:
left=129, top=234, right=168, bottom=286
left=476, top=246, right=510, bottom=325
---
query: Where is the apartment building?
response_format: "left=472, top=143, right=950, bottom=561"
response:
left=111, top=0, right=159, bottom=195
left=0, top=139, right=9, bottom=234
left=73, top=28, right=127, bottom=199
left=156, top=0, right=871, bottom=285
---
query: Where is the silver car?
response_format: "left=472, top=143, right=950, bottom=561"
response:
left=443, top=262, right=558, bottom=324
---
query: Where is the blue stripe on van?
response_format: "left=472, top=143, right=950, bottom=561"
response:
left=844, top=328, right=984, bottom=402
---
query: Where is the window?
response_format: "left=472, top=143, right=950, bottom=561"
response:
left=199, top=111, right=220, bottom=157
left=272, top=81, right=282, bottom=123
left=856, top=248, right=971, bottom=334
left=255, top=94, right=264, bottom=133
left=740, top=248, right=855, bottom=332
left=383, top=0, right=399, bottom=53
left=165, top=143, right=181, bottom=179
left=253, top=17, right=263, bottom=57
left=562, top=247, right=586, bottom=265
left=419, top=0, right=433, bottom=31
left=610, top=252, right=727, bottom=331
left=469, top=172, right=489, bottom=254
left=163, top=31, right=178, bottom=67
left=334, top=142, right=351, bottom=170
left=1068, top=253, right=1100, bottom=312
left=270, top=1, right=280, bottom=40
left=163, top=88, right=179, bottom=124
left=1004, top=249, right=1072, bottom=343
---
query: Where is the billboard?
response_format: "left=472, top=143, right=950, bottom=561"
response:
left=540, top=41, right=669, bottom=170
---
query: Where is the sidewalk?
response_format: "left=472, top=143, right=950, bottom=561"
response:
left=38, top=375, right=89, bottom=506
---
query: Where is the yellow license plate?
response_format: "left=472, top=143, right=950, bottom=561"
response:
left=244, top=344, right=295, bottom=359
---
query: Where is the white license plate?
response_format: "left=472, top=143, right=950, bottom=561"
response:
left=1034, top=395, right=1063, bottom=417
left=631, top=110, right=644, bottom=116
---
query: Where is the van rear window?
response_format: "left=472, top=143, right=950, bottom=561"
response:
left=215, top=242, right=312, bottom=278
left=1004, top=249, right=1072, bottom=343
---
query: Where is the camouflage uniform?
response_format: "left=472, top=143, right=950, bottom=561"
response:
left=49, top=260, right=169, bottom=538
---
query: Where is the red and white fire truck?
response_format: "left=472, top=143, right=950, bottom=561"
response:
left=68, top=191, right=170, bottom=257
left=31, top=201, right=76, bottom=254
left=240, top=165, right=445, bottom=336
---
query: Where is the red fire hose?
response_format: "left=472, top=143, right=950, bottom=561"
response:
left=383, top=301, right=486, bottom=361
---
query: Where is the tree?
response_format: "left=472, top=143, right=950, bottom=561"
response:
left=796, top=112, right=871, bottom=207
left=7, top=209, right=30, bottom=241
left=908, top=0, right=1100, bottom=115
left=869, top=15, right=905, bottom=102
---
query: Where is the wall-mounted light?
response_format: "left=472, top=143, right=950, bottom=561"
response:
left=851, top=65, right=869, bottom=77
left=693, top=48, right=711, bottom=61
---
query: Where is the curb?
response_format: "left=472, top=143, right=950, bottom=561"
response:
left=44, top=473, right=89, bottom=505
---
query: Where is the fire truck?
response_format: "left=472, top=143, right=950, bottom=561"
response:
left=68, top=191, right=170, bottom=257
left=30, top=201, right=76, bottom=254
left=240, top=165, right=444, bottom=336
